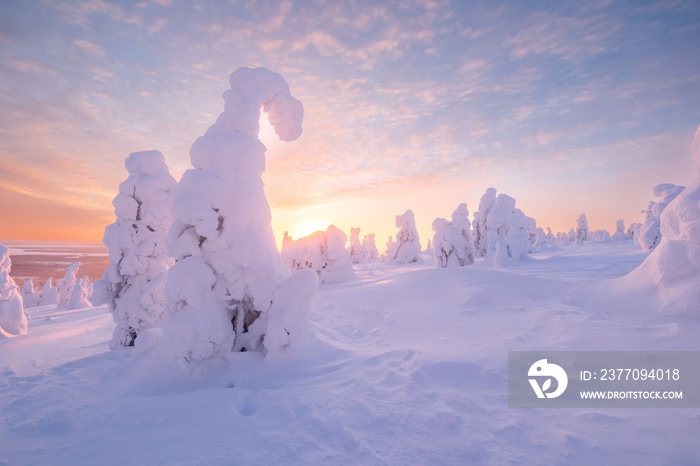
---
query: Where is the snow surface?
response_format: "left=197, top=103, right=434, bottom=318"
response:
left=2, top=241, right=699, bottom=465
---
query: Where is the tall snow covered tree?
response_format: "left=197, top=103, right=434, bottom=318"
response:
left=0, top=244, right=27, bottom=336
left=361, top=234, right=378, bottom=262
left=93, top=150, right=177, bottom=348
left=57, top=261, right=80, bottom=308
left=390, top=209, right=421, bottom=263
left=576, top=214, right=589, bottom=242
left=473, top=187, right=497, bottom=258
left=162, top=67, right=318, bottom=363
left=348, top=227, right=363, bottom=264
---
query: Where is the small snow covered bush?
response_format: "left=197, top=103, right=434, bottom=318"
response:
left=282, top=225, right=355, bottom=283
left=432, top=203, right=475, bottom=268
left=638, top=183, right=686, bottom=252
left=473, top=187, right=497, bottom=258
left=0, top=244, right=27, bottom=336
left=612, top=220, right=627, bottom=242
left=160, top=67, right=317, bottom=365
left=21, top=279, right=38, bottom=309
left=590, top=230, right=612, bottom=242
left=389, top=209, right=421, bottom=263
left=37, top=278, right=58, bottom=306
left=67, top=276, right=93, bottom=310
left=94, top=150, right=177, bottom=348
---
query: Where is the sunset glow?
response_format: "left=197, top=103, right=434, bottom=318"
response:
left=1, top=1, right=698, bottom=248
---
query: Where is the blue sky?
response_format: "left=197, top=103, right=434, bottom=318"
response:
left=0, top=0, right=698, bottom=244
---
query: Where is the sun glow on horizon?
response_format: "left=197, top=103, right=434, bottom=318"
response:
left=282, top=218, right=333, bottom=241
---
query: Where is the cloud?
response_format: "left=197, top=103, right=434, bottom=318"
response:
left=72, top=39, right=105, bottom=57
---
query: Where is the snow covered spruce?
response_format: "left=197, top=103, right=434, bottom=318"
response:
left=281, top=225, right=354, bottom=283
left=626, top=125, right=700, bottom=315
left=387, top=209, right=421, bottom=263
left=93, top=150, right=177, bottom=348
left=431, top=203, right=475, bottom=268
left=0, top=244, right=27, bottom=336
left=153, top=67, right=317, bottom=366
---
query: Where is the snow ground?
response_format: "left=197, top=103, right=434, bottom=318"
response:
left=1, top=242, right=699, bottom=465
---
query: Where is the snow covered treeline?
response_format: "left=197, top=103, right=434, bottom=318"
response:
left=20, top=263, right=94, bottom=311
left=0, top=244, right=27, bottom=336
left=432, top=203, right=475, bottom=268
left=281, top=225, right=355, bottom=283
left=93, top=150, right=177, bottom=348
left=638, top=184, right=686, bottom=252
left=158, top=67, right=317, bottom=363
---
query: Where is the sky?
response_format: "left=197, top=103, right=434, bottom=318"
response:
left=0, top=0, right=699, bottom=249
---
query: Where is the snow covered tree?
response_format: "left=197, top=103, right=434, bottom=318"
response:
left=384, top=236, right=397, bottom=260
left=638, top=183, right=686, bottom=252
left=431, top=204, right=475, bottom=268
left=67, top=276, right=92, bottom=310
left=612, top=220, right=627, bottom=242
left=281, top=225, right=354, bottom=283
left=390, top=209, right=421, bottom=263
left=627, top=125, right=700, bottom=315
left=628, top=222, right=641, bottom=243
left=162, top=67, right=318, bottom=363
left=424, top=238, right=434, bottom=257
left=576, top=214, right=589, bottom=242
left=483, top=193, right=534, bottom=267
left=0, top=244, right=27, bottom=336
left=93, top=150, right=177, bottom=348
left=348, top=227, right=363, bottom=264
left=38, top=277, right=58, bottom=306
left=533, top=227, right=556, bottom=251
left=590, top=230, right=612, bottom=242
left=21, top=279, right=38, bottom=309
left=473, top=187, right=497, bottom=257
left=361, top=234, right=378, bottom=262
left=57, top=261, right=80, bottom=308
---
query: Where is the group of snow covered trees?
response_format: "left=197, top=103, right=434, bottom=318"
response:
left=96, top=67, right=318, bottom=363
left=0, top=248, right=94, bottom=335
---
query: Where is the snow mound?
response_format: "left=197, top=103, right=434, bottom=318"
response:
left=622, top=125, right=700, bottom=315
